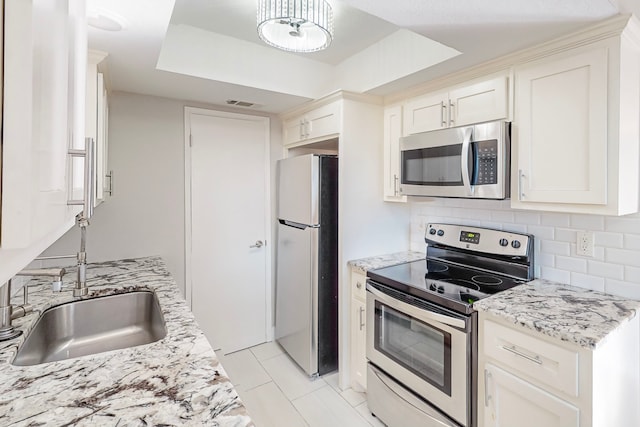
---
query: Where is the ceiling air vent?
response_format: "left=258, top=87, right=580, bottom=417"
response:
left=226, top=99, right=258, bottom=108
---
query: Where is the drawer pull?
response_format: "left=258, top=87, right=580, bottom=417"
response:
left=502, top=345, right=542, bottom=365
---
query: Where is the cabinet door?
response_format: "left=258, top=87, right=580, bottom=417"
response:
left=402, top=91, right=448, bottom=135
left=305, top=101, right=340, bottom=141
left=1, top=0, right=82, bottom=249
left=351, top=298, right=367, bottom=391
left=383, top=106, right=406, bottom=202
left=283, top=115, right=304, bottom=146
left=449, top=76, right=508, bottom=127
left=484, top=364, right=580, bottom=427
left=513, top=47, right=608, bottom=205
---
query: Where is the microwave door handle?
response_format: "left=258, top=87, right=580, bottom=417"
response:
left=460, top=128, right=474, bottom=196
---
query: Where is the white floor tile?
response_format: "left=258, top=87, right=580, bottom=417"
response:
left=322, top=372, right=367, bottom=406
left=293, top=385, right=371, bottom=427
left=260, top=353, right=326, bottom=400
left=355, top=401, right=387, bottom=427
left=250, top=341, right=284, bottom=361
left=322, top=372, right=366, bottom=407
left=323, top=372, right=340, bottom=391
left=340, top=388, right=367, bottom=407
left=238, top=382, right=309, bottom=427
left=219, top=349, right=272, bottom=392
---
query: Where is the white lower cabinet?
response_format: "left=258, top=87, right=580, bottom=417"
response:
left=483, top=363, right=579, bottom=427
left=478, top=312, right=640, bottom=427
left=350, top=269, right=367, bottom=391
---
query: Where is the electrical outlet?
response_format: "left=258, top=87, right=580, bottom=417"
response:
left=577, top=230, right=594, bottom=257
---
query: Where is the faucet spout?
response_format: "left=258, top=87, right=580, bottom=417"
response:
left=15, top=267, right=66, bottom=292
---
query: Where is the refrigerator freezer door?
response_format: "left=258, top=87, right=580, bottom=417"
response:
left=278, top=154, right=319, bottom=226
left=275, top=222, right=319, bottom=376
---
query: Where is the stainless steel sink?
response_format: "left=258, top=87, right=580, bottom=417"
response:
left=12, top=290, right=167, bottom=366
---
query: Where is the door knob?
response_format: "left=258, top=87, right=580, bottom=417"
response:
left=249, top=240, right=264, bottom=248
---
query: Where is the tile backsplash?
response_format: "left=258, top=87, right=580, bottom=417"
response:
left=410, top=198, right=640, bottom=300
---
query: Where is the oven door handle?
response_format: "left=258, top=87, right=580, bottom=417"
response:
left=367, top=285, right=467, bottom=330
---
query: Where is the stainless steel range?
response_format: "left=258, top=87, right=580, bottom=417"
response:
left=366, top=223, right=534, bottom=427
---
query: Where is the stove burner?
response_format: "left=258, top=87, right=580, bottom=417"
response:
left=471, top=275, right=503, bottom=286
left=426, top=260, right=448, bottom=273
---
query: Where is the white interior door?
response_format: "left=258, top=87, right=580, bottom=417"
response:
left=187, top=108, right=270, bottom=355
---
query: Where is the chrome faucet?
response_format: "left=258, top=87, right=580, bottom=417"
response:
left=74, top=215, right=89, bottom=297
left=15, top=268, right=66, bottom=292
left=0, top=266, right=66, bottom=341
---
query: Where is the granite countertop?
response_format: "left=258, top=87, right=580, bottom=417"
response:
left=0, top=256, right=253, bottom=426
left=347, top=251, right=425, bottom=274
left=474, top=279, right=640, bottom=350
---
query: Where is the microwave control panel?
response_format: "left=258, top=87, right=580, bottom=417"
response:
left=474, top=139, right=498, bottom=185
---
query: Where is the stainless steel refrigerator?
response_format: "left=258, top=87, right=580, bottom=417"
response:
left=275, top=154, right=338, bottom=377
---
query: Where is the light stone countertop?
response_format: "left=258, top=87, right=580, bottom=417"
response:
left=0, top=256, right=253, bottom=426
left=347, top=251, right=425, bottom=274
left=474, top=279, right=640, bottom=350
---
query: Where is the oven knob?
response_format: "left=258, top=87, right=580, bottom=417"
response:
left=499, top=238, right=509, bottom=247
left=437, top=285, right=444, bottom=293
left=511, top=240, right=521, bottom=249
left=437, top=229, right=444, bottom=236
left=429, top=283, right=436, bottom=291
left=429, top=228, right=437, bottom=235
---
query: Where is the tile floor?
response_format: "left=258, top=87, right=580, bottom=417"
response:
left=216, top=341, right=386, bottom=427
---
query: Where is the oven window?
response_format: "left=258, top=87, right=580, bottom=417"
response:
left=374, top=301, right=452, bottom=395
left=402, top=144, right=463, bottom=186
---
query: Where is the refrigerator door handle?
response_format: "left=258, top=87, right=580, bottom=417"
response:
left=279, top=219, right=321, bottom=229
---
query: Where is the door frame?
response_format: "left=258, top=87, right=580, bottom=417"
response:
left=184, top=106, right=273, bottom=342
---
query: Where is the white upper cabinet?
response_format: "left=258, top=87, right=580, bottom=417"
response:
left=402, top=76, right=508, bottom=135
left=86, top=50, right=110, bottom=206
left=282, top=101, right=340, bottom=146
left=1, top=0, right=86, bottom=249
left=511, top=16, right=640, bottom=215
left=383, top=105, right=406, bottom=202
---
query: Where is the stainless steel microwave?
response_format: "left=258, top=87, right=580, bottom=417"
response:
left=399, top=120, right=510, bottom=199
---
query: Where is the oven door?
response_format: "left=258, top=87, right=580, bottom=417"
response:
left=366, top=282, right=471, bottom=427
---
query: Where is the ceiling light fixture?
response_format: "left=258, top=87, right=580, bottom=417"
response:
left=257, top=0, right=334, bottom=53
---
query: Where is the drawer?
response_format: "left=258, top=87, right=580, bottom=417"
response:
left=351, top=271, right=367, bottom=302
left=483, top=320, right=579, bottom=397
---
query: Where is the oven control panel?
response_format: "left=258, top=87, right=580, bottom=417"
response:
left=426, top=223, right=531, bottom=257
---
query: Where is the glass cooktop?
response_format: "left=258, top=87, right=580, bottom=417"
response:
left=367, top=259, right=525, bottom=314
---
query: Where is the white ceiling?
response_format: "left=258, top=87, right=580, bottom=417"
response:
left=87, top=0, right=640, bottom=114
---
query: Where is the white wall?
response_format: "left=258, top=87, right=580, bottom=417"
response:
left=42, top=92, right=283, bottom=296
left=410, top=198, right=640, bottom=299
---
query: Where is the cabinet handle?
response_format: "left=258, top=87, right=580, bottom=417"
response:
left=502, top=345, right=542, bottom=365
left=105, top=170, right=114, bottom=196
left=305, top=119, right=311, bottom=138
left=67, top=137, right=96, bottom=220
left=449, top=100, right=455, bottom=126
left=440, top=101, right=446, bottom=127
left=393, top=174, right=400, bottom=196
left=300, top=120, right=305, bottom=140
left=484, top=369, right=492, bottom=407
left=359, top=306, right=365, bottom=330
left=518, top=169, right=525, bottom=200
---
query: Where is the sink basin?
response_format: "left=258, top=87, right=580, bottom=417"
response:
left=12, top=290, right=167, bottom=366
